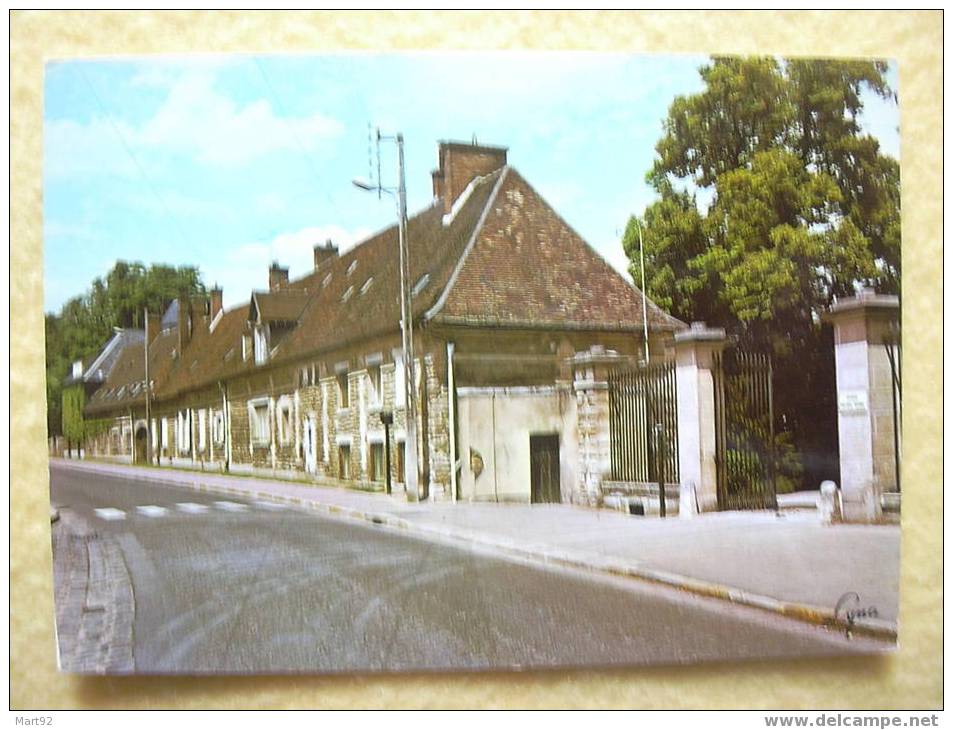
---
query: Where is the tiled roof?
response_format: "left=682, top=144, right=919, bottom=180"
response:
left=272, top=167, right=506, bottom=363
left=85, top=329, right=178, bottom=415
left=429, top=168, right=685, bottom=332
left=86, top=158, right=684, bottom=412
left=158, top=305, right=249, bottom=400
left=64, top=328, right=145, bottom=387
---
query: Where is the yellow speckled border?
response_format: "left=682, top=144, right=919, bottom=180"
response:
left=11, top=10, right=941, bottom=709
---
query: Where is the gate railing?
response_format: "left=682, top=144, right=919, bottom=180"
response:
left=607, top=360, right=678, bottom=485
left=712, top=347, right=777, bottom=511
left=883, top=329, right=901, bottom=492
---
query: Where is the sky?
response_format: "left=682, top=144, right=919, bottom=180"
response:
left=43, top=53, right=900, bottom=314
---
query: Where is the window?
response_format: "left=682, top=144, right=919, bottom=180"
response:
left=337, top=373, right=350, bottom=409
left=276, top=397, right=294, bottom=446
left=412, top=273, right=430, bottom=297
left=322, top=272, right=332, bottom=288
left=198, top=409, right=207, bottom=452
left=212, top=411, right=226, bottom=446
left=359, top=276, right=374, bottom=295
left=338, top=444, right=351, bottom=479
left=370, top=443, right=385, bottom=482
left=368, top=364, right=383, bottom=406
left=346, top=260, right=358, bottom=276
left=160, top=418, right=168, bottom=450
left=249, top=400, right=271, bottom=446
left=341, top=285, right=354, bottom=303
left=253, top=326, right=268, bottom=365
left=151, top=419, right=158, bottom=451
left=177, top=410, right=191, bottom=454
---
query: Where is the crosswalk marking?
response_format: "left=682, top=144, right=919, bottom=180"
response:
left=214, top=500, right=249, bottom=512
left=94, top=508, right=126, bottom=521
left=252, top=500, right=287, bottom=511
left=176, top=502, right=209, bottom=514
left=136, top=505, right=168, bottom=518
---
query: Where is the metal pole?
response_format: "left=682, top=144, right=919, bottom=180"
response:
left=637, top=219, right=650, bottom=364
left=384, top=420, right=392, bottom=495
left=396, top=133, right=419, bottom=502
left=144, top=307, right=152, bottom=465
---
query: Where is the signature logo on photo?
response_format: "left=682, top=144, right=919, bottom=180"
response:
left=834, top=592, right=879, bottom=637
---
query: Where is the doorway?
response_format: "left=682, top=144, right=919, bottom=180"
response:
left=530, top=434, right=560, bottom=503
left=134, top=426, right=148, bottom=464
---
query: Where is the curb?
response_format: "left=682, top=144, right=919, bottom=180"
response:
left=52, top=459, right=897, bottom=643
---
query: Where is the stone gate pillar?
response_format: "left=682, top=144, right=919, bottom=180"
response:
left=570, top=346, right=628, bottom=506
left=674, top=322, right=726, bottom=516
left=825, top=289, right=900, bottom=523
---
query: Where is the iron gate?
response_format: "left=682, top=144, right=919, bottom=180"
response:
left=883, top=330, right=901, bottom=492
left=712, top=347, right=777, bottom=510
left=608, top=361, right=679, bottom=485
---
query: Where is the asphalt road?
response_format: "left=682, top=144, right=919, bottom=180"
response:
left=49, top=464, right=885, bottom=674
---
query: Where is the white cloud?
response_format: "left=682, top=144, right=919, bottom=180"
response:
left=138, top=72, right=343, bottom=166
left=208, top=224, right=373, bottom=307
left=45, top=68, right=344, bottom=180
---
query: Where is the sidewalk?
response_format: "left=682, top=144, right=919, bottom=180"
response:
left=51, top=458, right=900, bottom=639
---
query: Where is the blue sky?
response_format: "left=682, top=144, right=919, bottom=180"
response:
left=43, top=53, right=900, bottom=313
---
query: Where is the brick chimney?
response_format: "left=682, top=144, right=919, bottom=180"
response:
left=314, top=240, right=339, bottom=271
left=209, top=285, right=223, bottom=319
left=269, top=261, right=289, bottom=291
left=431, top=140, right=508, bottom=215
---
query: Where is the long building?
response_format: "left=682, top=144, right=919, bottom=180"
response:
left=73, top=139, right=685, bottom=504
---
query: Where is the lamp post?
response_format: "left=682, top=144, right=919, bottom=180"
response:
left=380, top=411, right=393, bottom=495
left=353, top=130, right=420, bottom=502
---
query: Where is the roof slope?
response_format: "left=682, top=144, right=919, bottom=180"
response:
left=64, top=328, right=145, bottom=386
left=159, top=305, right=249, bottom=399
left=252, top=291, right=310, bottom=323
left=273, top=167, right=506, bottom=363
left=85, top=329, right=178, bottom=415
left=431, top=167, right=684, bottom=332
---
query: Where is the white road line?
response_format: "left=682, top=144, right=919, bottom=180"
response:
left=214, top=500, right=249, bottom=512
left=136, top=505, right=168, bottom=518
left=176, top=502, right=210, bottom=514
left=94, top=508, right=126, bottom=521
left=252, top=500, right=287, bottom=511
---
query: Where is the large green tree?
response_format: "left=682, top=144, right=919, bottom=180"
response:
left=45, top=262, right=204, bottom=439
left=626, top=56, right=899, bottom=490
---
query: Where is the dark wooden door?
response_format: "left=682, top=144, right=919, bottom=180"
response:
left=134, top=427, right=148, bottom=464
left=530, top=434, right=560, bottom=503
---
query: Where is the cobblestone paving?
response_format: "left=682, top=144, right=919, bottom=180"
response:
left=52, top=511, right=135, bottom=673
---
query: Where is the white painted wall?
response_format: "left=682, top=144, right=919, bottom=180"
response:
left=457, top=387, right=572, bottom=502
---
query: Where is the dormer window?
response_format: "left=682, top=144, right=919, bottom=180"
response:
left=346, top=260, right=358, bottom=276
left=341, top=285, right=354, bottom=303
left=359, top=277, right=374, bottom=295
left=322, top=272, right=332, bottom=289
left=253, top=325, right=268, bottom=364
left=412, top=273, right=430, bottom=297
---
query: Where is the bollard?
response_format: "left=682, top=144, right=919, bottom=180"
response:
left=818, top=480, right=841, bottom=524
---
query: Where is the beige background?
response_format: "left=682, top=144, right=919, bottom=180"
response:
left=10, top=10, right=942, bottom=709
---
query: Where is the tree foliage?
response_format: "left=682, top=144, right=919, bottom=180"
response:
left=626, top=57, right=899, bottom=490
left=46, top=262, right=204, bottom=438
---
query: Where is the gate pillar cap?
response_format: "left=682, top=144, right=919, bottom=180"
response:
left=674, top=321, right=726, bottom=344
left=826, top=288, right=899, bottom=317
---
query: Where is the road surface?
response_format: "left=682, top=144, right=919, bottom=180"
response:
left=49, top=464, right=885, bottom=674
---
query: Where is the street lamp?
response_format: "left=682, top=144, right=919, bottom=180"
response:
left=353, top=129, right=420, bottom=502
left=379, top=411, right=393, bottom=495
